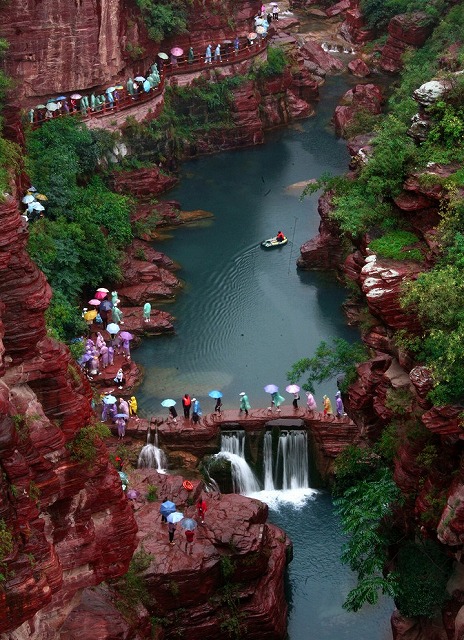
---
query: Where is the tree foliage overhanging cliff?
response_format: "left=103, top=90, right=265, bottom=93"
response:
left=25, top=119, right=133, bottom=344
left=136, top=0, right=191, bottom=42
left=302, top=3, right=464, bottom=405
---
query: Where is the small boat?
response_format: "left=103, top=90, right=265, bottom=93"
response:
left=261, top=235, right=288, bottom=248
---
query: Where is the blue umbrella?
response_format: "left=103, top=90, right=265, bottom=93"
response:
left=115, top=413, right=129, bottom=419
left=100, top=299, right=113, bottom=312
left=56, top=95, right=67, bottom=100
left=103, top=395, right=117, bottom=404
left=161, top=399, right=176, bottom=407
left=180, top=517, right=198, bottom=530
left=208, top=390, right=223, bottom=399
left=159, top=500, right=176, bottom=516
left=264, top=384, right=279, bottom=394
left=106, top=323, right=120, bottom=335
left=167, top=511, right=184, bottom=524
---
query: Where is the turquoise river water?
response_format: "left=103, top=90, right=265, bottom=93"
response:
left=134, top=75, right=393, bottom=638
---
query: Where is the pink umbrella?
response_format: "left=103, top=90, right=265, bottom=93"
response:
left=171, top=47, right=183, bottom=57
left=88, top=299, right=101, bottom=306
left=70, top=93, right=82, bottom=99
left=119, top=331, right=134, bottom=341
left=94, top=290, right=108, bottom=300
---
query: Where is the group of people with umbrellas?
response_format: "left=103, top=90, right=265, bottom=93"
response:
left=160, top=497, right=207, bottom=552
left=21, top=187, right=47, bottom=223
left=159, top=386, right=346, bottom=424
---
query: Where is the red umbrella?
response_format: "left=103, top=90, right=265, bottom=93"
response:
left=94, top=290, right=108, bottom=300
left=88, top=299, right=101, bottom=306
left=171, top=47, right=183, bottom=57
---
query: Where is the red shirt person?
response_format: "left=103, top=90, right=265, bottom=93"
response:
left=197, top=498, right=207, bottom=523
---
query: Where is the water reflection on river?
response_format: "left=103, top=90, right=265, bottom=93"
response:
left=135, top=76, right=362, bottom=417
left=134, top=75, right=393, bottom=637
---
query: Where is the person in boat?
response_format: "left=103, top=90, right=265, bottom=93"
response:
left=276, top=230, right=285, bottom=242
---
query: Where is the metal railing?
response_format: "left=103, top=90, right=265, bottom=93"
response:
left=29, top=36, right=268, bottom=128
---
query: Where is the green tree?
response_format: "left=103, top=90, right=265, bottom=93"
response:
left=287, top=338, right=368, bottom=393
left=334, top=468, right=402, bottom=611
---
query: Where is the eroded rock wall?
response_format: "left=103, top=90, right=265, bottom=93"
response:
left=0, top=193, right=138, bottom=637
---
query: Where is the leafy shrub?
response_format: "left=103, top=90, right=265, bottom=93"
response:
left=117, top=547, right=153, bottom=607
left=136, top=0, right=190, bottom=42
left=369, top=230, right=423, bottom=261
left=253, top=46, right=288, bottom=78
left=0, top=519, right=13, bottom=581
left=334, top=467, right=403, bottom=611
left=333, top=445, right=381, bottom=496
left=360, top=0, right=444, bottom=30
left=395, top=540, right=452, bottom=617
left=67, top=422, right=111, bottom=464
left=146, top=484, right=158, bottom=502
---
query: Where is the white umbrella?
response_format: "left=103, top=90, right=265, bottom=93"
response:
left=46, top=103, right=60, bottom=111
left=135, top=76, right=145, bottom=82
left=167, top=512, right=184, bottom=524
left=22, top=194, right=35, bottom=204
left=31, top=202, right=45, bottom=211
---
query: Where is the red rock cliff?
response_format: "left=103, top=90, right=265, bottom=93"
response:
left=0, top=193, right=138, bottom=636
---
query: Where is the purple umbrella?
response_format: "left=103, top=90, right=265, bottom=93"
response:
left=119, top=331, right=134, bottom=341
left=78, top=353, right=93, bottom=364
left=264, top=384, right=279, bottom=394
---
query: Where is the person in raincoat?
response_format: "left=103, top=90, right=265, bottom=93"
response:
left=143, top=302, right=151, bottom=323
left=305, top=391, right=317, bottom=414
left=271, top=391, right=284, bottom=412
left=205, top=44, right=212, bottom=64
left=127, top=78, right=135, bottom=96
left=129, top=396, right=138, bottom=419
left=196, top=497, right=207, bottom=524
left=114, top=368, right=125, bottom=389
left=192, top=398, right=202, bottom=424
left=188, top=47, right=194, bottom=64
left=112, top=304, right=124, bottom=325
left=335, top=391, right=345, bottom=418
left=116, top=416, right=127, bottom=440
left=323, top=395, right=333, bottom=415
left=119, top=397, right=130, bottom=417
left=122, top=337, right=131, bottom=360
left=95, top=332, right=106, bottom=352
left=111, top=290, right=119, bottom=305
left=108, top=345, right=114, bottom=366
left=239, top=392, right=250, bottom=416
left=100, top=344, right=109, bottom=368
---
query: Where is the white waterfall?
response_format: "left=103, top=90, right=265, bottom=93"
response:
left=138, top=444, right=167, bottom=471
left=138, top=426, right=167, bottom=471
left=263, top=431, right=275, bottom=490
left=277, top=431, right=309, bottom=490
left=217, top=431, right=260, bottom=494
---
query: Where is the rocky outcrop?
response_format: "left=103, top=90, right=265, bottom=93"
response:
left=333, top=83, right=383, bottom=136
left=340, top=4, right=375, bottom=44
left=111, top=167, right=178, bottom=198
left=297, top=191, right=345, bottom=270
left=380, top=12, right=434, bottom=73
left=0, top=0, right=258, bottom=107
left=348, top=58, right=370, bottom=77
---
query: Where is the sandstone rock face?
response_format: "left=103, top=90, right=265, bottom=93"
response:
left=0, top=0, right=258, bottom=106
left=333, top=83, right=383, bottom=136
left=340, top=5, right=375, bottom=44
left=348, top=58, right=370, bottom=77
left=297, top=191, right=345, bottom=270
left=300, top=41, right=345, bottom=74
left=380, top=13, right=433, bottom=73
left=126, top=472, right=289, bottom=639
left=0, top=195, right=138, bottom=635
left=111, top=167, right=178, bottom=198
